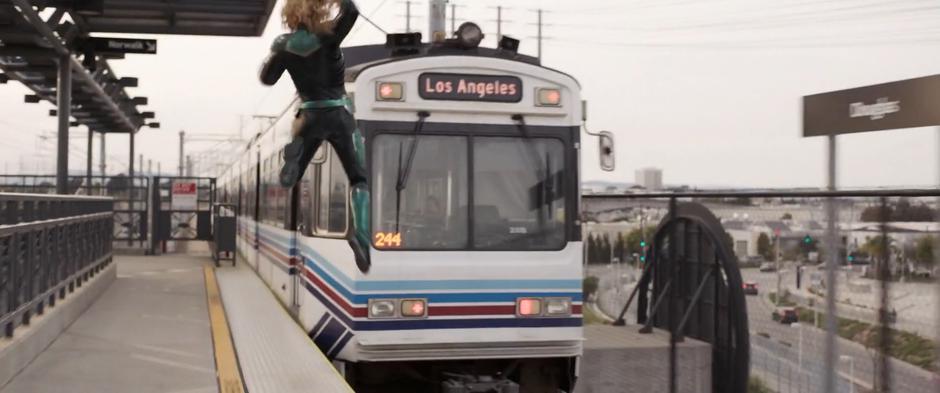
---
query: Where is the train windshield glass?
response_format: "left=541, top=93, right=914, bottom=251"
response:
left=371, top=134, right=566, bottom=250
left=472, top=137, right=566, bottom=250
left=372, top=134, right=469, bottom=249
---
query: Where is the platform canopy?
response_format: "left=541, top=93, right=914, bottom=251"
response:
left=0, top=2, right=148, bottom=134
left=68, top=0, right=278, bottom=37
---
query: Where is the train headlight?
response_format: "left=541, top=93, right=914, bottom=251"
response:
left=400, top=299, right=428, bottom=318
left=544, top=297, right=572, bottom=316
left=377, top=82, right=404, bottom=101
left=516, top=298, right=542, bottom=317
left=455, top=22, right=484, bottom=49
left=536, top=88, right=562, bottom=107
left=368, top=299, right=397, bottom=318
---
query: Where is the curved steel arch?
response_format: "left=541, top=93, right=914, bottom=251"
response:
left=635, top=202, right=750, bottom=393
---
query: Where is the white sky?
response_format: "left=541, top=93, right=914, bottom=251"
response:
left=1, top=0, right=939, bottom=188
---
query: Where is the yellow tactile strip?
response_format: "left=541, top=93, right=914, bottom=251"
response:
left=204, top=265, right=247, bottom=393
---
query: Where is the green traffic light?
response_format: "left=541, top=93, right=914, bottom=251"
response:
left=640, top=241, right=647, bottom=247
left=803, top=235, right=812, bottom=244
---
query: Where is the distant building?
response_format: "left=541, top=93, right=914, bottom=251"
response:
left=634, top=167, right=663, bottom=191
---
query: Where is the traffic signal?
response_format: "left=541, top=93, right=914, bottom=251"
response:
left=640, top=240, right=647, bottom=248
left=803, top=235, right=813, bottom=245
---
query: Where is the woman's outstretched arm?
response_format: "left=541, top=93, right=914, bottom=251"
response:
left=327, top=0, right=359, bottom=45
left=259, top=34, right=290, bottom=85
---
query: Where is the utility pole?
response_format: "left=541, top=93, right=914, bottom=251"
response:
left=536, top=9, right=543, bottom=61
left=99, top=133, right=106, bottom=177
left=147, top=159, right=152, bottom=176
left=178, top=130, right=185, bottom=176
left=157, top=162, right=161, bottom=176
left=496, top=6, right=503, bottom=42
left=139, top=154, right=143, bottom=177
left=429, top=0, right=447, bottom=42
left=405, top=1, right=412, bottom=33
left=450, top=2, right=457, bottom=33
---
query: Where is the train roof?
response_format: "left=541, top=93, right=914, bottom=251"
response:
left=342, top=44, right=580, bottom=88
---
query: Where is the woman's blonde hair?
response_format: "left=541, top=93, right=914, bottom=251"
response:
left=282, top=0, right=340, bottom=35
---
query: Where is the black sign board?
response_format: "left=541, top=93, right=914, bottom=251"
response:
left=89, top=37, right=157, bottom=55
left=419, top=73, right=523, bottom=103
left=803, top=74, right=940, bottom=137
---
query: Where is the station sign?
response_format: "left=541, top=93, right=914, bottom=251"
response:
left=89, top=37, right=158, bottom=55
left=419, top=73, right=523, bottom=103
left=171, top=182, right=198, bottom=210
left=803, top=74, right=940, bottom=137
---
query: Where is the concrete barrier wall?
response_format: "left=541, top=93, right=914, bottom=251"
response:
left=0, top=260, right=116, bottom=387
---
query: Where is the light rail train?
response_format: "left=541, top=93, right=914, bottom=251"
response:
left=219, top=24, right=587, bottom=393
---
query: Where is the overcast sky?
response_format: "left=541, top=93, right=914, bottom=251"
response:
left=1, top=0, right=939, bottom=188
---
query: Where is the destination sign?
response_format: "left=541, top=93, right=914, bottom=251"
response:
left=89, top=37, right=158, bottom=55
left=803, top=74, right=940, bottom=137
left=419, top=73, right=523, bottom=103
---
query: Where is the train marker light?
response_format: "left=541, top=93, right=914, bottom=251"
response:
left=368, top=299, right=397, bottom=318
left=545, top=298, right=572, bottom=316
left=517, top=298, right=542, bottom=317
left=377, top=82, right=404, bottom=101
left=536, top=88, right=562, bottom=107
left=401, top=299, right=428, bottom=317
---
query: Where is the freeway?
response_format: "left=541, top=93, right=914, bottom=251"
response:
left=585, top=264, right=939, bottom=392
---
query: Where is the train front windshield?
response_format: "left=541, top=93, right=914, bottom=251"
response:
left=372, top=134, right=567, bottom=251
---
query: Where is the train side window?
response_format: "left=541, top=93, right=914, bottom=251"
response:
left=315, top=145, right=348, bottom=236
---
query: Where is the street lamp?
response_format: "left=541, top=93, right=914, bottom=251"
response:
left=791, top=322, right=803, bottom=369
left=839, top=355, right=855, bottom=393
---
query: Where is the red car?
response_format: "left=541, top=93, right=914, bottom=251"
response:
left=743, top=282, right=759, bottom=295
left=772, top=307, right=799, bottom=324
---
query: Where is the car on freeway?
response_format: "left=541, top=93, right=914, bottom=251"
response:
left=743, top=281, right=759, bottom=295
left=772, top=307, right=799, bottom=324
left=759, top=262, right=776, bottom=272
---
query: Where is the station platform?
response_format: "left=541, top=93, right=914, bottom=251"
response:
left=577, top=325, right=712, bottom=393
left=0, top=247, right=351, bottom=393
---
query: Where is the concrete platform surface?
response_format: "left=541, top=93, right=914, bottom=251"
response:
left=216, top=263, right=353, bottom=393
left=577, top=324, right=712, bottom=393
left=0, top=254, right=217, bottom=393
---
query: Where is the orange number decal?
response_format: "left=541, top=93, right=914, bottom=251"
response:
left=374, top=232, right=403, bottom=248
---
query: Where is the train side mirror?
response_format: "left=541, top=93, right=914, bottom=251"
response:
left=598, top=131, right=615, bottom=172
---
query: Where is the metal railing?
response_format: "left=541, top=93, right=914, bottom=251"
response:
left=583, top=189, right=940, bottom=393
left=0, top=193, right=114, bottom=338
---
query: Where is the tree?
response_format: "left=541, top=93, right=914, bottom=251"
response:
left=915, top=236, right=935, bottom=266
left=757, top=233, right=772, bottom=260
left=860, top=198, right=937, bottom=222
left=601, top=234, right=611, bottom=264
left=613, top=232, right=625, bottom=263
left=781, top=212, right=793, bottom=220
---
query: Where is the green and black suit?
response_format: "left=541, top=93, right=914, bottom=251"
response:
left=259, top=0, right=371, bottom=271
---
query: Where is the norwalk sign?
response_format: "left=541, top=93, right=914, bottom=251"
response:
left=802, top=74, right=940, bottom=137
left=89, top=37, right=158, bottom=55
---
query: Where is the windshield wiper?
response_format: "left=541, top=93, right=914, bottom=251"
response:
left=394, top=111, right=430, bottom=232
left=511, top=114, right=553, bottom=228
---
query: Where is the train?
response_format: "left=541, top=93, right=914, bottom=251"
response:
left=218, top=23, right=588, bottom=393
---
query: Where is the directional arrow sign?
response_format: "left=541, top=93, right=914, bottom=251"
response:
left=89, top=37, right=157, bottom=55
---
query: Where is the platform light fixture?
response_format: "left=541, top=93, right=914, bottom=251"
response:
left=147, top=122, right=161, bottom=129
left=0, top=73, right=8, bottom=84
left=24, top=94, right=41, bottom=103
left=118, top=77, right=138, bottom=87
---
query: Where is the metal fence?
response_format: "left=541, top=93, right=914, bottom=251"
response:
left=0, top=175, right=149, bottom=245
left=582, top=189, right=940, bottom=393
left=0, top=193, right=114, bottom=338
